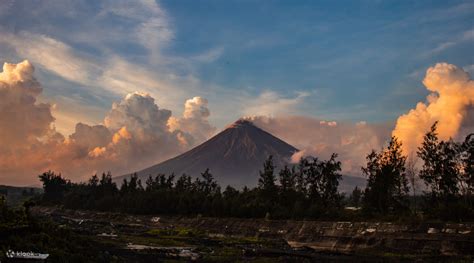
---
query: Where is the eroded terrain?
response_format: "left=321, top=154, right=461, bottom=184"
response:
left=31, top=207, right=474, bottom=262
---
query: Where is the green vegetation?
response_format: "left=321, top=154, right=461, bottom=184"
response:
left=0, top=201, right=121, bottom=262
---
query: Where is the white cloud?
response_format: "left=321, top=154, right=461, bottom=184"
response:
left=424, top=29, right=474, bottom=56
left=0, top=31, right=99, bottom=86
left=168, top=97, right=216, bottom=144
left=192, top=47, right=225, bottom=63
left=99, top=0, right=174, bottom=63
left=243, top=90, right=310, bottom=117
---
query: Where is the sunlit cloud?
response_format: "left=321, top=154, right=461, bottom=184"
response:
left=0, top=60, right=215, bottom=185
left=393, top=63, right=474, bottom=154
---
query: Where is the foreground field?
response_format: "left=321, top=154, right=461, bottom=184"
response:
left=9, top=206, right=469, bottom=262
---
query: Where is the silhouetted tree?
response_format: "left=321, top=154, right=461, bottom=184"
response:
left=460, top=134, right=474, bottom=196
left=295, top=157, right=308, bottom=195
left=406, top=153, right=419, bottom=212
left=199, top=169, right=219, bottom=196
left=305, top=157, right=322, bottom=202
left=39, top=171, right=70, bottom=202
left=319, top=153, right=342, bottom=208
left=350, top=186, right=362, bottom=207
left=120, top=173, right=143, bottom=195
left=363, top=137, right=409, bottom=214
left=418, top=122, right=460, bottom=201
left=279, top=165, right=296, bottom=192
left=258, top=155, right=277, bottom=206
left=278, top=165, right=297, bottom=212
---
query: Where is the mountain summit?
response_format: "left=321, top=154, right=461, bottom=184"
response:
left=121, top=119, right=298, bottom=187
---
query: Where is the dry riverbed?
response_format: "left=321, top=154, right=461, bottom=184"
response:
left=31, top=207, right=474, bottom=262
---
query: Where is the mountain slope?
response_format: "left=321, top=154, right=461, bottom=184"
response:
left=116, top=119, right=367, bottom=191
left=118, top=119, right=298, bottom=187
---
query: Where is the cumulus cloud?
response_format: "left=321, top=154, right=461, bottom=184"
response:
left=54, top=92, right=204, bottom=181
left=168, top=97, right=216, bottom=144
left=250, top=116, right=392, bottom=176
left=0, top=60, right=64, bottom=185
left=0, top=60, right=53, bottom=144
left=392, top=63, right=474, bottom=154
left=68, top=123, right=111, bottom=150
left=0, top=60, right=213, bottom=185
left=105, top=92, right=172, bottom=134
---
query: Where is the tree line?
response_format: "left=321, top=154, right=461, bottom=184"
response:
left=37, top=122, right=473, bottom=221
left=38, top=154, right=343, bottom=219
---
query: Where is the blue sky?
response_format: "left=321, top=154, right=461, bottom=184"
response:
left=0, top=0, right=473, bottom=134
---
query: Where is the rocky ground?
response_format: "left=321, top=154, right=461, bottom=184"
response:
left=30, top=207, right=474, bottom=262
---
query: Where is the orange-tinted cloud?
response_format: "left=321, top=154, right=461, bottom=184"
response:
left=0, top=60, right=215, bottom=185
left=393, top=63, right=474, bottom=155
left=0, top=60, right=64, bottom=185
left=51, top=92, right=213, bottom=183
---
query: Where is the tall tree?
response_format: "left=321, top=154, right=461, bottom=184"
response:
left=460, top=134, right=474, bottom=195
left=406, top=153, right=419, bottom=213
left=199, top=169, right=219, bottom=196
left=258, top=155, right=277, bottom=193
left=258, top=155, right=277, bottom=210
left=279, top=165, right=296, bottom=193
left=305, top=157, right=322, bottom=202
left=120, top=173, right=143, bottom=195
left=278, top=165, right=297, bottom=209
left=319, top=153, right=342, bottom=208
left=363, top=137, right=409, bottom=214
left=295, top=157, right=308, bottom=196
left=39, top=171, right=70, bottom=202
left=417, top=122, right=460, bottom=200
left=350, top=186, right=362, bottom=207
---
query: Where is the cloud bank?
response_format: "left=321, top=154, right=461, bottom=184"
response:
left=0, top=61, right=215, bottom=185
left=250, top=116, right=392, bottom=176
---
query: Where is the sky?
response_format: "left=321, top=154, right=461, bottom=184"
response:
left=0, top=0, right=473, bottom=185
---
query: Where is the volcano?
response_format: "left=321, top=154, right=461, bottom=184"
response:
left=118, top=119, right=297, bottom=187
left=117, top=119, right=366, bottom=190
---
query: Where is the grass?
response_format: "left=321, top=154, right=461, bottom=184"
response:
left=146, top=227, right=205, bottom=238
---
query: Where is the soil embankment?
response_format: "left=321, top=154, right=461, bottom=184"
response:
left=31, top=207, right=474, bottom=261
left=168, top=216, right=474, bottom=256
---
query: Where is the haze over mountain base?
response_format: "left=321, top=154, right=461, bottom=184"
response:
left=116, top=119, right=366, bottom=191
